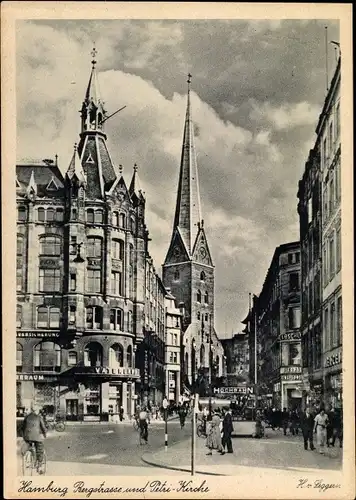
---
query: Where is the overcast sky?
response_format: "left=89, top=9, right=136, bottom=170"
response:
left=16, top=19, right=339, bottom=338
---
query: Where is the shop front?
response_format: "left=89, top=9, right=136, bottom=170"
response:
left=280, top=369, right=303, bottom=410
left=324, top=348, right=342, bottom=409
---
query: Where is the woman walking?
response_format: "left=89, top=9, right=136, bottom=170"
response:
left=314, top=408, right=329, bottom=454
left=206, top=411, right=224, bottom=455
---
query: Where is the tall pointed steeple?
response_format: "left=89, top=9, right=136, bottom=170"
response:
left=81, top=46, right=106, bottom=133
left=172, top=74, right=202, bottom=254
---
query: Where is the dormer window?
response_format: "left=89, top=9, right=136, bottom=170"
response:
left=46, top=177, right=58, bottom=191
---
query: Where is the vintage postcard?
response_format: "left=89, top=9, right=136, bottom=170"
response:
left=2, top=2, right=354, bottom=499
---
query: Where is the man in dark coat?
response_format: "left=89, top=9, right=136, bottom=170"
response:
left=300, top=407, right=315, bottom=450
left=282, top=407, right=289, bottom=435
left=22, top=403, right=47, bottom=469
left=222, top=408, right=234, bottom=453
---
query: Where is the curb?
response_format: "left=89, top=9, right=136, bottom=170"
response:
left=141, top=453, right=226, bottom=477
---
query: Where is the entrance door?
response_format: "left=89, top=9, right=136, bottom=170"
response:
left=66, top=399, right=78, bottom=421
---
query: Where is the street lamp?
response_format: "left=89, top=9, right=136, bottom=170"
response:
left=72, top=242, right=85, bottom=263
left=162, top=396, right=168, bottom=452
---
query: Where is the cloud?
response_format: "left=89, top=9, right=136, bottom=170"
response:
left=16, top=19, right=339, bottom=337
left=250, top=100, right=321, bottom=130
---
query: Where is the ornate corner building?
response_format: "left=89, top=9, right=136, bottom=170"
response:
left=162, top=76, right=225, bottom=392
left=15, top=52, right=169, bottom=420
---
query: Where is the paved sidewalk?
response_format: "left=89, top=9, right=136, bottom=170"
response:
left=142, top=429, right=343, bottom=476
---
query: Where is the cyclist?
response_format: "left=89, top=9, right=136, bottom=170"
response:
left=138, top=406, right=149, bottom=443
left=22, top=403, right=47, bottom=473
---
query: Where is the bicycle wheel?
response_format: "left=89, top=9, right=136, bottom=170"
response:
left=55, top=421, right=65, bottom=432
left=22, top=450, right=34, bottom=476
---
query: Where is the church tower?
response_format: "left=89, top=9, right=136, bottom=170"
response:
left=162, top=75, right=224, bottom=387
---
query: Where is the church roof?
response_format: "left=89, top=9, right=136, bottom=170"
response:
left=172, top=74, right=202, bottom=255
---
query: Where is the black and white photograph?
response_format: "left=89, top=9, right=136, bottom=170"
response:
left=2, top=3, right=354, bottom=499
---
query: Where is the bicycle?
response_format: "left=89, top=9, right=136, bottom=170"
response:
left=45, top=417, right=65, bottom=432
left=22, top=442, right=47, bottom=476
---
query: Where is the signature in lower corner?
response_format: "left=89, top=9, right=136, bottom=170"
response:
left=297, top=478, right=341, bottom=492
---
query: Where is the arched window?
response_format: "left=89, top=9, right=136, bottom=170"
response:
left=200, top=271, right=206, bottom=281
left=84, top=342, right=103, bottom=367
left=204, top=291, right=209, bottom=304
left=119, top=213, right=126, bottom=228
left=17, top=234, right=24, bottom=256
left=68, top=352, right=77, bottom=366
left=197, top=311, right=200, bottom=320
left=46, top=208, right=55, bottom=222
left=87, top=237, right=102, bottom=258
left=16, top=304, right=22, bottom=327
left=174, top=270, right=180, bottom=281
left=37, top=207, right=45, bottom=222
left=127, top=345, right=132, bottom=367
left=200, top=344, right=205, bottom=366
left=205, top=313, right=209, bottom=322
left=34, top=342, right=61, bottom=372
left=109, top=343, right=124, bottom=368
left=112, top=212, right=118, bottom=227
left=94, top=209, right=103, bottom=224
left=40, top=235, right=61, bottom=256
left=56, top=208, right=64, bottom=222
left=16, top=342, right=23, bottom=372
left=128, top=310, right=133, bottom=333
left=197, top=290, right=201, bottom=303
left=18, top=206, right=27, bottom=221
left=87, top=209, right=94, bottom=223
left=112, top=239, right=124, bottom=260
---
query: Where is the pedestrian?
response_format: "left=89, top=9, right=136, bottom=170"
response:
left=314, top=408, right=329, bottom=454
left=326, top=407, right=335, bottom=447
left=202, top=406, right=209, bottom=434
left=139, top=406, right=149, bottom=443
left=254, top=410, right=264, bottom=438
left=300, top=407, right=315, bottom=451
left=178, top=403, right=186, bottom=429
left=290, top=409, right=299, bottom=436
left=206, top=410, right=224, bottom=455
left=222, top=407, right=234, bottom=453
left=119, top=406, right=124, bottom=422
left=331, top=407, right=343, bottom=448
left=22, top=403, right=47, bottom=473
left=282, top=407, right=289, bottom=436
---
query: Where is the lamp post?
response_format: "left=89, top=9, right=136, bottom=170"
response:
left=208, top=314, right=213, bottom=419
left=162, top=396, right=168, bottom=451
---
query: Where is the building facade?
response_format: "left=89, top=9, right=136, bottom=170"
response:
left=16, top=52, right=170, bottom=420
left=162, top=76, right=225, bottom=392
left=256, top=242, right=302, bottom=410
left=297, top=145, right=323, bottom=410
left=318, top=59, right=342, bottom=409
left=221, top=332, right=249, bottom=386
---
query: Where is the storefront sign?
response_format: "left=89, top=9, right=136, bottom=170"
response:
left=280, top=366, right=302, bottom=374
left=213, top=386, right=254, bottom=395
left=77, top=366, right=140, bottom=378
left=16, top=374, right=57, bottom=381
left=279, top=332, right=301, bottom=341
left=17, top=331, right=59, bottom=338
left=325, top=350, right=342, bottom=368
left=281, top=374, right=302, bottom=381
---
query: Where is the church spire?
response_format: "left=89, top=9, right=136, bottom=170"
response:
left=172, top=74, right=202, bottom=254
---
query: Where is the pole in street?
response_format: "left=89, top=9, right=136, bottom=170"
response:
left=162, top=397, right=168, bottom=452
left=191, top=392, right=198, bottom=476
left=208, top=314, right=212, bottom=419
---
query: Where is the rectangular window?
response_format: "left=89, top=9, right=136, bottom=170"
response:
left=328, top=122, right=333, bottom=154
left=337, top=297, right=342, bottom=345
left=56, top=208, right=64, bottom=222
left=336, top=227, right=341, bottom=271
left=323, top=137, right=327, bottom=166
left=70, top=236, right=77, bottom=255
left=296, top=252, right=300, bottom=263
left=323, top=245, right=328, bottom=284
left=68, top=352, right=77, bottom=366
left=87, top=238, right=102, bottom=258
left=308, top=197, right=313, bottom=224
left=70, top=274, right=76, bottom=291
left=16, top=305, right=22, bottom=327
left=324, top=308, right=329, bottom=351
left=330, top=302, right=335, bottom=347
left=111, top=271, right=122, bottom=296
left=112, top=240, right=124, bottom=260
left=288, top=307, right=301, bottom=329
left=289, top=272, right=299, bottom=292
left=69, top=306, right=76, bottom=324
left=17, top=267, right=23, bottom=292
left=288, top=342, right=301, bottom=366
left=49, top=308, right=60, bottom=328
left=39, top=269, right=61, bottom=292
left=87, top=269, right=101, bottom=293
left=323, top=186, right=328, bottom=221
left=329, top=235, right=335, bottom=277
left=86, top=306, right=102, bottom=329
left=329, top=176, right=334, bottom=212
left=110, top=309, right=123, bottom=330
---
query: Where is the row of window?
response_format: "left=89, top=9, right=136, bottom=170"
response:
left=16, top=341, right=134, bottom=371
left=196, top=290, right=209, bottom=304
left=302, top=326, right=322, bottom=370
left=322, top=103, right=340, bottom=169
left=323, top=160, right=341, bottom=223
left=324, top=296, right=342, bottom=351
left=197, top=312, right=210, bottom=321
left=322, top=227, right=342, bottom=285
left=17, top=206, right=138, bottom=230
left=301, top=273, right=321, bottom=323
left=16, top=305, right=133, bottom=332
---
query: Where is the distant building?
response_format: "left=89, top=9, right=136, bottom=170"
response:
left=256, top=242, right=301, bottom=409
left=162, top=76, right=225, bottom=393
left=164, top=289, right=182, bottom=403
left=221, top=332, right=249, bottom=386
